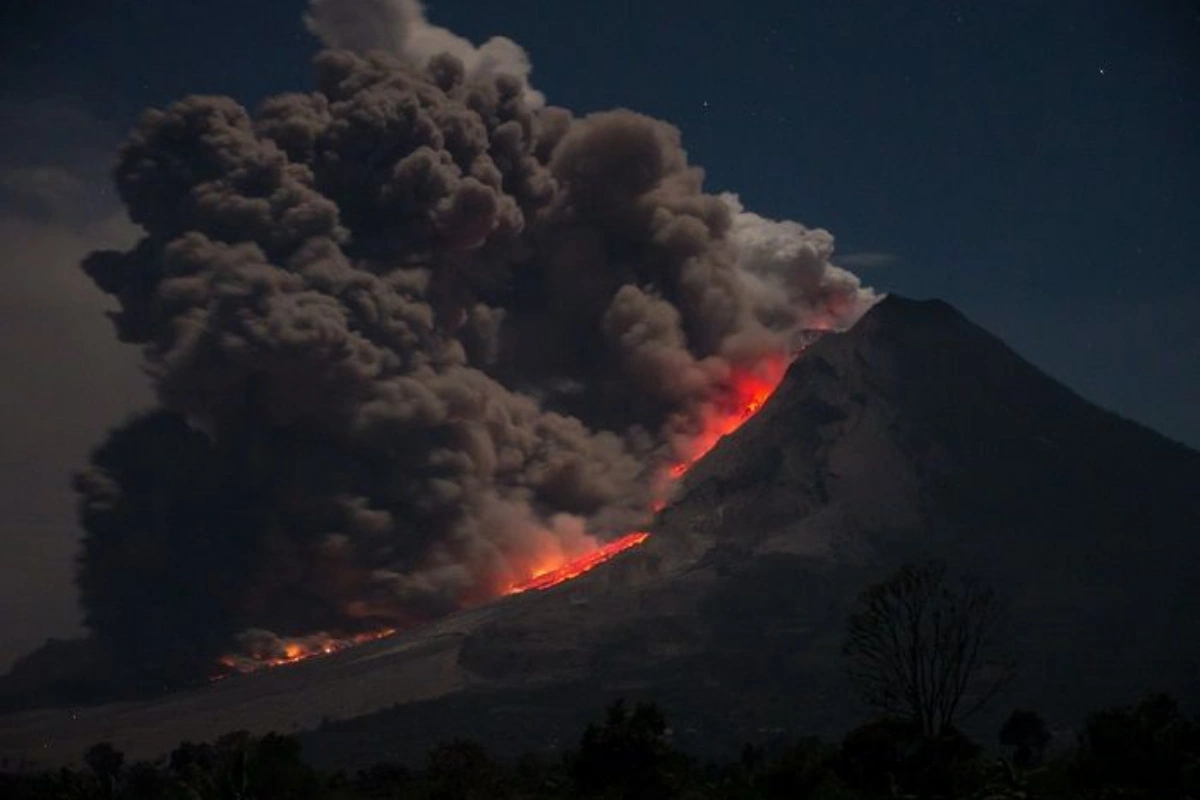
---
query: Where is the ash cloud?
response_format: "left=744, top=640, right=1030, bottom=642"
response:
left=73, top=0, right=876, bottom=675
left=305, top=0, right=544, bottom=107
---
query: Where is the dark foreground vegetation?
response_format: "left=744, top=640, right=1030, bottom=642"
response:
left=2, top=693, right=1198, bottom=799
left=5, top=563, right=1194, bottom=798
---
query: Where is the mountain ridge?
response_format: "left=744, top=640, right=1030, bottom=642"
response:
left=2, top=294, right=1196, bottom=767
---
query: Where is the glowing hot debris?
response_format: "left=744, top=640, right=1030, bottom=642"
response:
left=502, top=358, right=786, bottom=597
left=214, top=352, right=791, bottom=674
left=215, top=628, right=396, bottom=676
left=668, top=355, right=788, bottom=477
left=504, top=531, right=651, bottom=595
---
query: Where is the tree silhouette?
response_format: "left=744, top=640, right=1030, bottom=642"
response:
left=1000, top=709, right=1051, bottom=769
left=1077, top=693, right=1200, bottom=796
left=836, top=716, right=981, bottom=797
left=571, top=700, right=680, bottom=799
left=424, top=739, right=505, bottom=800
left=83, top=741, right=124, bottom=796
left=843, top=561, right=1012, bottom=738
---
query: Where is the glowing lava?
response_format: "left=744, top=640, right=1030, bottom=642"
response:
left=504, top=353, right=790, bottom=594
left=669, top=355, right=788, bottom=477
left=218, top=352, right=790, bottom=672
left=215, top=628, right=396, bottom=677
left=504, top=531, right=651, bottom=595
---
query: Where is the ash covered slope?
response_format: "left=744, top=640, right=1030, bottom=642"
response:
left=677, top=292, right=1200, bottom=569
left=3, top=295, right=1198, bottom=766
left=304, top=294, right=1200, bottom=764
left=663, top=294, right=1200, bottom=697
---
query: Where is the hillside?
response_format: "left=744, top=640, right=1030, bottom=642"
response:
left=2, top=295, right=1197, bottom=768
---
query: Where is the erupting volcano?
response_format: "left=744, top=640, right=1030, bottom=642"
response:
left=8, top=295, right=1200, bottom=764
left=215, top=628, right=397, bottom=676
left=221, top=354, right=793, bottom=674
left=47, top=0, right=875, bottom=692
left=667, top=357, right=790, bottom=479
left=504, top=531, right=651, bottom=595
left=503, top=354, right=792, bottom=597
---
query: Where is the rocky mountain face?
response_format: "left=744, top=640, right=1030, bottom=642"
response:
left=3, top=295, right=1197, bottom=767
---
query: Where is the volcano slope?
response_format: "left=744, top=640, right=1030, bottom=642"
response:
left=2, top=295, right=1198, bottom=767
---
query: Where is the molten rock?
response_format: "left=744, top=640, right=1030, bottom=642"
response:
left=68, top=13, right=875, bottom=683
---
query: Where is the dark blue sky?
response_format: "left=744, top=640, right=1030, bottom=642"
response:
left=0, top=0, right=1196, bottom=668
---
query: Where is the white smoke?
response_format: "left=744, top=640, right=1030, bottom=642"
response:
left=722, top=193, right=879, bottom=333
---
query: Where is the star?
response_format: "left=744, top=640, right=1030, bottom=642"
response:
left=1098, top=67, right=1106, bottom=76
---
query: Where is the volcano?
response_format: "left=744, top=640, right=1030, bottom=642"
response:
left=2, top=295, right=1198, bottom=767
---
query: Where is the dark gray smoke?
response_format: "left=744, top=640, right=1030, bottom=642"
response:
left=74, top=2, right=875, bottom=674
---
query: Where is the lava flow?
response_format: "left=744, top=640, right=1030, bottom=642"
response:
left=505, top=354, right=790, bottom=594
left=214, top=628, right=396, bottom=677
left=668, top=355, right=788, bottom=478
left=504, top=531, right=651, bottom=595
left=217, top=354, right=790, bottom=673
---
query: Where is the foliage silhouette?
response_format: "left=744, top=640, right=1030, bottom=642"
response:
left=571, top=700, right=684, bottom=799
left=843, top=560, right=1013, bottom=739
left=1, top=693, right=1198, bottom=798
left=999, top=709, right=1051, bottom=769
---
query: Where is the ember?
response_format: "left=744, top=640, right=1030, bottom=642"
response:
left=214, top=628, right=396, bottom=677
left=502, top=354, right=789, bottom=594
left=216, top=353, right=789, bottom=673
left=669, top=355, right=789, bottom=477
left=504, top=531, right=651, bottom=595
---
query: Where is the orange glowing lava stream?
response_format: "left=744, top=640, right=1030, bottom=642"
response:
left=667, top=355, right=788, bottom=479
left=506, top=354, right=788, bottom=594
left=217, top=354, right=789, bottom=673
left=214, top=628, right=397, bottom=677
left=503, top=531, right=651, bottom=595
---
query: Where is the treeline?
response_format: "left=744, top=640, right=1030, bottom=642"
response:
left=5, top=563, right=1196, bottom=797
left=2, top=693, right=1198, bottom=799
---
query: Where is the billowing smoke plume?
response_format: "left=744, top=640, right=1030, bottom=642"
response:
left=305, top=0, right=544, bottom=107
left=74, top=0, right=875, bottom=676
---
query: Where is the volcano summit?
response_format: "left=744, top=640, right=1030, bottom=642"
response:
left=2, top=295, right=1197, bottom=767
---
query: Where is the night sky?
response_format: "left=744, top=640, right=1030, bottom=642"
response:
left=0, top=0, right=1196, bottom=667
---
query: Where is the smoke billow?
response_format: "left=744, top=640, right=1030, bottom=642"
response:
left=73, top=0, right=876, bottom=676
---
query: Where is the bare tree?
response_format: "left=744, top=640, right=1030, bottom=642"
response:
left=844, top=561, right=1013, bottom=738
